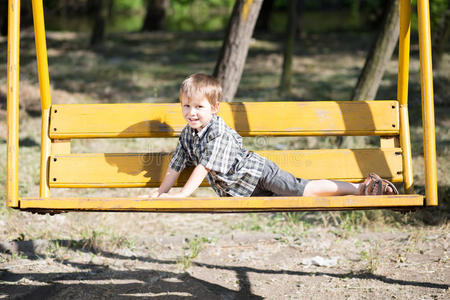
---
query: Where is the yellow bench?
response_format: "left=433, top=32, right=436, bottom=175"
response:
left=21, top=101, right=424, bottom=212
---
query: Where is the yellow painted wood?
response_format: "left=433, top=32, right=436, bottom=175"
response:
left=398, top=0, right=411, bottom=109
left=40, top=108, right=51, bottom=198
left=32, top=0, right=52, bottom=198
left=19, top=195, right=424, bottom=212
left=398, top=0, right=414, bottom=194
left=6, top=0, right=21, bottom=208
left=51, top=139, right=71, bottom=154
left=32, top=0, right=52, bottom=111
left=399, top=106, right=414, bottom=194
left=380, top=136, right=400, bottom=148
left=48, top=149, right=403, bottom=188
left=49, top=101, right=399, bottom=139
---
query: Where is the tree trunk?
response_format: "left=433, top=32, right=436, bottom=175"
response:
left=90, top=0, right=109, bottom=46
left=295, top=0, right=305, bottom=38
left=432, top=7, right=449, bottom=72
left=337, top=0, right=399, bottom=148
left=279, top=0, right=298, bottom=95
left=141, top=0, right=169, bottom=32
left=351, top=0, right=399, bottom=101
left=213, top=0, right=263, bottom=102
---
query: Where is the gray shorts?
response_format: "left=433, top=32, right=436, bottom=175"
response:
left=251, top=159, right=309, bottom=196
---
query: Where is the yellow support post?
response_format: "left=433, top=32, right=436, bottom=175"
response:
left=417, top=0, right=438, bottom=206
left=397, top=0, right=414, bottom=194
left=6, top=0, right=20, bottom=208
left=32, top=0, right=52, bottom=198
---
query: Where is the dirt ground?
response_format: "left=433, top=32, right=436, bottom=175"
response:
left=0, top=212, right=449, bottom=299
left=0, top=29, right=449, bottom=299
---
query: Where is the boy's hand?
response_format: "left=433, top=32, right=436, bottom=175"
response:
left=158, top=192, right=187, bottom=198
left=148, top=190, right=161, bottom=198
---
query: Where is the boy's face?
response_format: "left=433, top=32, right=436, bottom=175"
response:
left=181, top=93, right=219, bottom=131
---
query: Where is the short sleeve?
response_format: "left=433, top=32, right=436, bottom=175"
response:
left=169, top=140, right=188, bottom=172
left=200, top=133, right=238, bottom=174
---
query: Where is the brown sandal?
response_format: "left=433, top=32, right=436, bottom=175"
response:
left=360, top=173, right=399, bottom=195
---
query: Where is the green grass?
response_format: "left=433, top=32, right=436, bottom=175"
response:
left=178, top=235, right=215, bottom=270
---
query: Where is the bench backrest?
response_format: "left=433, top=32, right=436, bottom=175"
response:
left=47, top=101, right=404, bottom=189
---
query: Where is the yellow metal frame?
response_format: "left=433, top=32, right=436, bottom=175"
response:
left=6, top=0, right=438, bottom=212
left=398, top=0, right=413, bottom=194
left=416, top=0, right=437, bottom=205
left=32, top=0, right=52, bottom=198
left=6, top=0, right=20, bottom=207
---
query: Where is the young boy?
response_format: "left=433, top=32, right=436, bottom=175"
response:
left=150, top=73, right=398, bottom=198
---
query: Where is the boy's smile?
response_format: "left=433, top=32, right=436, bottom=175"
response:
left=181, top=94, right=219, bottom=130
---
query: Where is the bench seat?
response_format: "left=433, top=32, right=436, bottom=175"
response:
left=19, top=195, right=424, bottom=212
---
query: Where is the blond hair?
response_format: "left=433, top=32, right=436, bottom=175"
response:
left=179, top=73, right=222, bottom=106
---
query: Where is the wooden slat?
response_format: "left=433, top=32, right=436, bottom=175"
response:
left=19, top=195, right=424, bottom=212
left=49, top=101, right=399, bottom=138
left=380, top=136, right=400, bottom=148
left=51, top=139, right=71, bottom=154
left=48, top=149, right=403, bottom=188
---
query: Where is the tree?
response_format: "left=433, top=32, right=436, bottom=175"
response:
left=295, top=0, right=305, bottom=38
left=213, top=0, right=263, bottom=102
left=432, top=7, right=449, bottom=72
left=90, top=0, right=109, bottom=46
left=279, top=0, right=303, bottom=95
left=141, top=0, right=169, bottom=31
left=351, top=0, right=400, bottom=101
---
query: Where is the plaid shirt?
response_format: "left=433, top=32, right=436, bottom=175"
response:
left=169, top=115, right=265, bottom=196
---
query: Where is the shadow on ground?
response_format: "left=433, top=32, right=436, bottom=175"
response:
left=1, top=238, right=448, bottom=299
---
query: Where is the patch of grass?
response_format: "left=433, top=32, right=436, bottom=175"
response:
left=10, top=252, right=29, bottom=260
left=79, top=229, right=107, bottom=253
left=47, top=239, right=66, bottom=258
left=178, top=235, right=215, bottom=270
left=74, top=228, right=136, bottom=253
left=13, top=233, right=26, bottom=242
left=109, top=232, right=137, bottom=250
left=360, top=242, right=379, bottom=274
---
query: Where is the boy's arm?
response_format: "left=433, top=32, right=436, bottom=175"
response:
left=159, top=164, right=208, bottom=198
left=151, top=167, right=181, bottom=197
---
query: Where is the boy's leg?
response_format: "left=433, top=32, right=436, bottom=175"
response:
left=253, top=159, right=395, bottom=197
left=303, top=173, right=399, bottom=196
left=253, top=159, right=309, bottom=196
left=303, top=180, right=361, bottom=197
left=256, top=159, right=360, bottom=197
